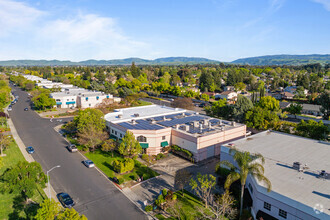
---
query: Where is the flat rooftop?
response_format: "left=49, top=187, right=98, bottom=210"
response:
left=105, top=105, right=244, bottom=137
left=104, top=105, right=187, bottom=123
left=224, top=131, right=330, bottom=217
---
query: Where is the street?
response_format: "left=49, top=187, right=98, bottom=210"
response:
left=9, top=86, right=147, bottom=220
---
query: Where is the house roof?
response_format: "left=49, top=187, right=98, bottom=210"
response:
left=302, top=104, right=321, bottom=112
left=279, top=102, right=291, bottom=109
left=223, top=131, right=330, bottom=219
left=281, top=92, right=294, bottom=97
left=220, top=91, right=236, bottom=95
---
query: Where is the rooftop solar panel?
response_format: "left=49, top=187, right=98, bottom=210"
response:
left=157, top=115, right=206, bottom=127
left=118, top=121, right=165, bottom=130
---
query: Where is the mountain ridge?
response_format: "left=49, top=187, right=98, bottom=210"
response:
left=0, top=54, right=330, bottom=66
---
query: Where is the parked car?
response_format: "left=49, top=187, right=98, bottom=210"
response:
left=83, top=160, right=95, bottom=168
left=7, top=106, right=12, bottom=111
left=67, top=144, right=78, bottom=153
left=26, top=146, right=34, bottom=154
left=57, top=193, right=75, bottom=208
left=24, top=108, right=28, bottom=111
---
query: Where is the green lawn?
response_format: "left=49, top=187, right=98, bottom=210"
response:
left=164, top=190, right=225, bottom=220
left=85, top=150, right=159, bottom=183
left=0, top=140, right=46, bottom=219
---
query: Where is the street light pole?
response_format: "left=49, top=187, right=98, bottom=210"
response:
left=47, top=165, right=61, bottom=201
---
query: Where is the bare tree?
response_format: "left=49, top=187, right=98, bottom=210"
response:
left=171, top=97, right=194, bottom=110
left=198, top=190, right=237, bottom=220
left=0, top=133, right=11, bottom=156
left=78, top=125, right=108, bottom=151
left=190, top=173, right=216, bottom=208
left=175, top=169, right=192, bottom=197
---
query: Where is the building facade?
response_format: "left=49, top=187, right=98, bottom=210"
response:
left=220, top=131, right=330, bottom=220
left=105, top=105, right=246, bottom=161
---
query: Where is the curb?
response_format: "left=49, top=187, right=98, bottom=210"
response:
left=54, top=125, right=154, bottom=219
left=5, top=107, right=58, bottom=201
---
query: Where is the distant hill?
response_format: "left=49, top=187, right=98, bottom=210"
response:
left=232, top=54, right=330, bottom=65
left=0, top=57, right=220, bottom=66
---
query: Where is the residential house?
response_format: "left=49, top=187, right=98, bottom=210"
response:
left=301, top=104, right=322, bottom=116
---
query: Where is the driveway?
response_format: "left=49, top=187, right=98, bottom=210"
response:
left=127, top=154, right=220, bottom=208
left=9, top=85, right=147, bottom=220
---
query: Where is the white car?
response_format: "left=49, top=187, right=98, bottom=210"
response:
left=83, top=160, right=95, bottom=168
left=7, top=107, right=12, bottom=111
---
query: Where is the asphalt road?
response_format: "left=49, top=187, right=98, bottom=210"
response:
left=9, top=86, right=147, bottom=220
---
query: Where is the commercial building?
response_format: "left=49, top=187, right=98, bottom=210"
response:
left=105, top=105, right=246, bottom=161
left=21, top=74, right=119, bottom=109
left=220, top=131, right=330, bottom=220
left=50, top=88, right=115, bottom=109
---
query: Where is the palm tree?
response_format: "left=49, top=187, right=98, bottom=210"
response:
left=217, top=149, right=271, bottom=217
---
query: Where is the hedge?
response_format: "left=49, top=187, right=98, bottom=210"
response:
left=171, top=145, right=193, bottom=158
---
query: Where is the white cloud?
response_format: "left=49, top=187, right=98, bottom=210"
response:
left=269, top=0, right=286, bottom=11
left=0, top=0, right=44, bottom=36
left=0, top=0, right=151, bottom=60
left=313, top=0, right=330, bottom=11
left=38, top=13, right=150, bottom=60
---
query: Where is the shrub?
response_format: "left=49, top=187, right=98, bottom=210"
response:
left=171, top=145, right=193, bottom=158
left=118, top=178, right=124, bottom=185
left=162, top=189, right=167, bottom=197
left=172, top=194, right=177, bottom=201
left=156, top=153, right=165, bottom=160
left=216, top=166, right=231, bottom=177
left=145, top=205, right=153, bottom=212
left=141, top=154, right=149, bottom=161
left=113, top=158, right=135, bottom=174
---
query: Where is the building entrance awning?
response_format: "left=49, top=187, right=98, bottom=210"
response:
left=140, top=143, right=149, bottom=149
left=161, top=141, right=169, bottom=147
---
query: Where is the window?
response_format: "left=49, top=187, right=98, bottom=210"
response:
left=111, top=129, right=114, bottom=134
left=248, top=183, right=253, bottom=194
left=162, top=136, right=166, bottom=140
left=115, top=131, right=117, bottom=135
left=137, top=135, right=147, bottom=142
left=120, top=134, right=122, bottom=138
left=67, top=99, right=69, bottom=101
left=279, top=209, right=287, bottom=219
left=72, top=98, right=74, bottom=101
left=264, top=202, right=271, bottom=211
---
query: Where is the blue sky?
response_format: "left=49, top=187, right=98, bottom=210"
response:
left=0, top=0, right=330, bottom=62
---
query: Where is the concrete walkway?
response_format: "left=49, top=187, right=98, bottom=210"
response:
left=5, top=107, right=58, bottom=201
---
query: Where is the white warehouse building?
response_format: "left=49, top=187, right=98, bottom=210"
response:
left=220, top=131, right=330, bottom=220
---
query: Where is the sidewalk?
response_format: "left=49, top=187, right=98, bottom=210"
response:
left=5, top=107, right=58, bottom=201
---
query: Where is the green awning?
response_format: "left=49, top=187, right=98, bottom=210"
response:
left=140, top=143, right=149, bottom=149
left=161, top=141, right=169, bottom=147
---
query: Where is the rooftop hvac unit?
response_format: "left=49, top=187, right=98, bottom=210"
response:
left=319, top=170, right=330, bottom=180
left=134, top=113, right=139, bottom=117
left=151, top=120, right=156, bottom=124
left=293, top=162, right=303, bottom=172
left=118, top=114, right=123, bottom=118
left=231, top=121, right=236, bottom=126
left=131, top=119, right=136, bottom=125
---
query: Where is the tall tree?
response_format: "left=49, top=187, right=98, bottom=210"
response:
left=218, top=150, right=271, bottom=216
left=73, top=108, right=105, bottom=133
left=0, top=133, right=11, bottom=156
left=1, top=161, right=47, bottom=200
left=118, top=131, right=142, bottom=158
left=318, top=91, right=330, bottom=120
left=35, top=199, right=87, bottom=220
left=190, top=173, right=216, bottom=208
left=174, top=169, right=192, bottom=197
left=101, top=139, right=116, bottom=157
left=78, top=125, right=108, bottom=151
